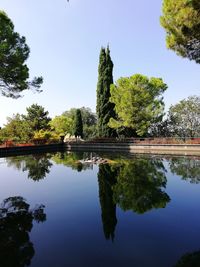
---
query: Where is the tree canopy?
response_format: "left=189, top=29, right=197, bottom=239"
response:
left=0, top=114, right=31, bottom=142
left=22, top=104, right=51, bottom=133
left=167, top=96, right=200, bottom=137
left=109, top=74, right=167, bottom=136
left=0, top=11, right=43, bottom=98
left=160, top=0, right=200, bottom=63
left=50, top=115, right=73, bottom=136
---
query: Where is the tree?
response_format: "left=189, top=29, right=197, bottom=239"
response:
left=109, top=74, right=167, bottom=136
left=0, top=114, right=32, bottom=142
left=23, top=104, right=51, bottom=134
left=167, top=96, right=200, bottom=138
left=62, top=107, right=97, bottom=139
left=50, top=115, right=73, bottom=136
left=0, top=11, right=43, bottom=98
left=160, top=0, right=200, bottom=63
left=73, top=109, right=83, bottom=138
left=96, top=46, right=116, bottom=137
left=148, top=119, right=171, bottom=137
left=63, top=107, right=96, bottom=126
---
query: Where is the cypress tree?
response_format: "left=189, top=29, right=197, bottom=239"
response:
left=74, top=109, right=83, bottom=138
left=96, top=46, right=116, bottom=137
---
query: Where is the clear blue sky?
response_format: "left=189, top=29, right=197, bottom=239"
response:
left=0, top=0, right=199, bottom=126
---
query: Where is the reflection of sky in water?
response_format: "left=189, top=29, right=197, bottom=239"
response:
left=0, top=153, right=200, bottom=267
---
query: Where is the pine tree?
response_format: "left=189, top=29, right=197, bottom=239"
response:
left=74, top=109, right=83, bottom=138
left=96, top=46, right=116, bottom=137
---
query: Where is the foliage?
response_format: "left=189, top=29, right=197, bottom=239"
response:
left=50, top=115, right=73, bottom=136
left=73, top=109, right=83, bottom=138
left=0, top=11, right=43, bottom=98
left=109, top=74, right=167, bottom=136
left=0, top=114, right=32, bottom=142
left=148, top=119, right=173, bottom=137
left=62, top=107, right=97, bottom=139
left=0, top=104, right=51, bottom=142
left=83, top=124, right=97, bottom=140
left=63, top=107, right=97, bottom=126
left=96, top=46, right=116, bottom=137
left=22, top=104, right=51, bottom=134
left=33, top=129, right=60, bottom=143
left=167, top=96, right=200, bottom=137
left=160, top=0, right=200, bottom=63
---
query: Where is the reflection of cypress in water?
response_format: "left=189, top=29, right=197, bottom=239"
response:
left=98, top=164, right=118, bottom=241
left=0, top=196, right=46, bottom=267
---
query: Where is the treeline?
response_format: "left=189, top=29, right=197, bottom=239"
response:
left=0, top=105, right=97, bottom=143
left=1, top=94, right=200, bottom=143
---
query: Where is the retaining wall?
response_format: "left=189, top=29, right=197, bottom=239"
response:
left=65, top=142, right=200, bottom=156
left=1, top=142, right=200, bottom=157
left=0, top=143, right=64, bottom=158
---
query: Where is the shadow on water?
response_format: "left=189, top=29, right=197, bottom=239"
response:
left=0, top=196, right=46, bottom=267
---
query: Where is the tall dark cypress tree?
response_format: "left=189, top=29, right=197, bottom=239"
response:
left=96, top=46, right=116, bottom=137
left=74, top=109, right=83, bottom=138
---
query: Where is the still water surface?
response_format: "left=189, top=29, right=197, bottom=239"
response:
left=0, top=151, right=200, bottom=267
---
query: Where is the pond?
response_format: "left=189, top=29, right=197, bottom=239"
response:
left=0, top=151, right=200, bottom=267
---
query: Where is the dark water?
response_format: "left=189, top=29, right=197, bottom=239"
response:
left=1, top=151, right=200, bottom=267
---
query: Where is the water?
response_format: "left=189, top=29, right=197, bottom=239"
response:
left=0, top=151, right=200, bottom=267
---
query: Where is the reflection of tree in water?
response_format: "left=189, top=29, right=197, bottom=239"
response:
left=98, top=164, right=118, bottom=241
left=112, top=158, right=170, bottom=214
left=0, top=196, right=46, bottom=267
left=6, top=154, right=52, bottom=181
left=169, top=157, right=200, bottom=184
left=174, top=250, right=200, bottom=267
left=52, top=152, right=93, bottom=172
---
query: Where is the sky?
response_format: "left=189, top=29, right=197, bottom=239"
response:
left=0, top=0, right=199, bottom=126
